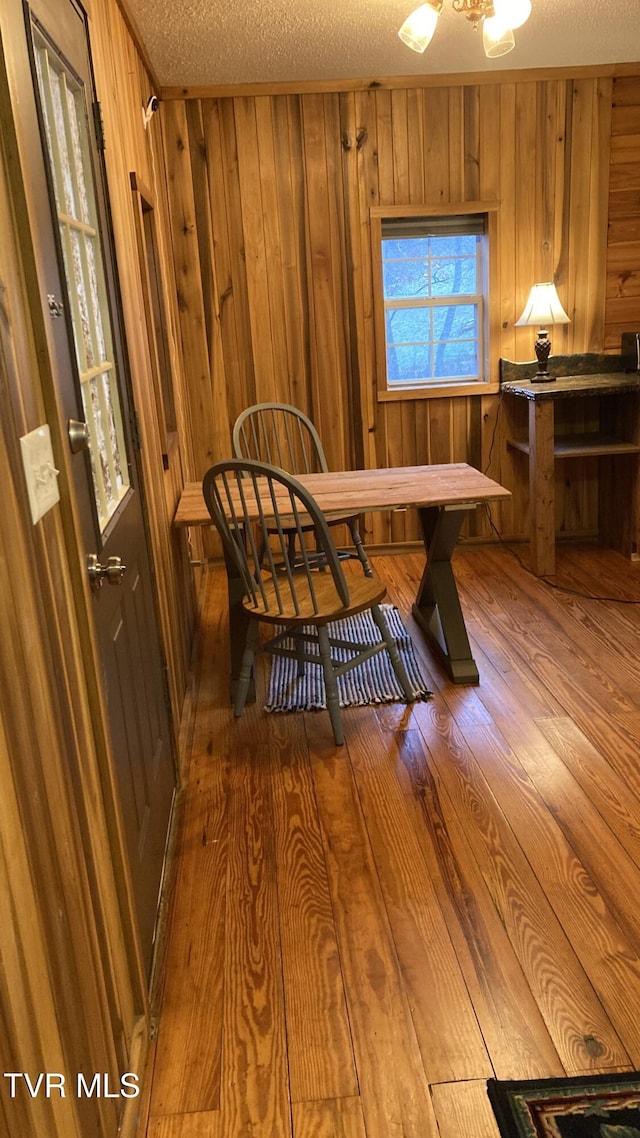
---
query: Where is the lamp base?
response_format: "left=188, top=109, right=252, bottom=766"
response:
left=531, top=328, right=555, bottom=382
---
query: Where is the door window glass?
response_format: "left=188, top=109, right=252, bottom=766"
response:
left=33, top=32, right=130, bottom=531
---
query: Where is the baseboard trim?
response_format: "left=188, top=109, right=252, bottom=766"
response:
left=118, top=1015, right=148, bottom=1138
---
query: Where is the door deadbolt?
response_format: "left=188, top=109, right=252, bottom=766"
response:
left=68, top=419, right=91, bottom=453
left=87, top=554, right=127, bottom=590
left=47, top=293, right=64, bottom=318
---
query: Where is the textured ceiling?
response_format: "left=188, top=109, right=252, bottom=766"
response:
left=127, top=0, right=640, bottom=89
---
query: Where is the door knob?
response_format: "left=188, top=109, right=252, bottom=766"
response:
left=68, top=419, right=91, bottom=453
left=87, top=554, right=127, bottom=590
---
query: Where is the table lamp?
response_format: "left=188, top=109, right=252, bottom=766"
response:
left=515, top=282, right=570, bottom=382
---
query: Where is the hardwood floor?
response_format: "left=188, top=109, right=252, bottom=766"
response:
left=143, top=542, right=640, bottom=1138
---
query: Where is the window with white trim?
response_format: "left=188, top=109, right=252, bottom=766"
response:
left=372, top=207, right=495, bottom=398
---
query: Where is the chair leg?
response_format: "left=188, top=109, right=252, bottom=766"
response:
left=234, top=620, right=259, bottom=717
left=294, top=630, right=306, bottom=678
left=314, top=533, right=328, bottom=572
left=318, top=624, right=343, bottom=746
left=348, top=518, right=373, bottom=577
left=287, top=529, right=297, bottom=564
left=370, top=604, right=415, bottom=702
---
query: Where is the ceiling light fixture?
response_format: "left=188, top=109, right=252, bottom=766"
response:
left=398, top=0, right=532, bottom=59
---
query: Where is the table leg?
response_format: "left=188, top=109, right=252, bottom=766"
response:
left=529, top=399, right=556, bottom=576
left=411, top=505, right=479, bottom=685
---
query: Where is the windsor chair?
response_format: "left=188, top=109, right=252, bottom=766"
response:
left=202, top=459, right=416, bottom=745
left=233, top=402, right=372, bottom=576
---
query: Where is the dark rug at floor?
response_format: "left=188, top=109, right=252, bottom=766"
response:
left=265, top=604, right=431, bottom=712
left=487, top=1071, right=640, bottom=1138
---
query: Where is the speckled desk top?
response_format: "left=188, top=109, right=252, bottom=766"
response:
left=501, top=372, right=640, bottom=401
left=499, top=353, right=640, bottom=400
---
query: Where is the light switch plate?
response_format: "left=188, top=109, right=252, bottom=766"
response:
left=20, top=424, right=60, bottom=524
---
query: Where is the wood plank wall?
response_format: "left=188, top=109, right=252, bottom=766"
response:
left=161, top=70, right=630, bottom=546
left=0, top=0, right=197, bottom=1133
left=601, top=76, right=640, bottom=557
left=605, top=75, right=640, bottom=349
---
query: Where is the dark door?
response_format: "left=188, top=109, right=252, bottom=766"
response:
left=8, top=0, right=175, bottom=973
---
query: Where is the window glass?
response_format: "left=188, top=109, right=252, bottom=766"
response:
left=383, top=258, right=429, bottom=299
left=378, top=214, right=488, bottom=391
left=34, top=34, right=130, bottom=529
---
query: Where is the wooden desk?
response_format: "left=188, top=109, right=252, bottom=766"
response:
left=501, top=357, right=640, bottom=576
left=175, top=463, right=511, bottom=686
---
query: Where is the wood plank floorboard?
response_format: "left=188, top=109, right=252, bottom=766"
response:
left=146, top=1111, right=224, bottom=1137
left=220, top=739, right=292, bottom=1137
left=456, top=549, right=640, bottom=790
left=149, top=577, right=230, bottom=1117
left=345, top=707, right=493, bottom=1083
left=417, top=712, right=636, bottom=1067
left=470, top=547, right=640, bottom=710
left=389, top=727, right=566, bottom=1080
left=534, top=716, right=640, bottom=867
left=145, top=545, right=640, bottom=1138
left=305, top=713, right=440, bottom=1138
left=267, top=712, right=358, bottom=1103
left=430, top=1080, right=502, bottom=1138
left=291, top=1096, right=367, bottom=1138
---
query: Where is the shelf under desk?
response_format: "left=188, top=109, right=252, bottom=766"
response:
left=508, top=433, right=640, bottom=459
left=500, top=357, right=640, bottom=576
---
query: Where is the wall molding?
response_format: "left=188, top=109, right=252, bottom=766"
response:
left=161, top=60, right=640, bottom=102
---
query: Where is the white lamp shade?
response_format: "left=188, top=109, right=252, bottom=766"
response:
left=483, top=15, right=515, bottom=57
left=515, top=282, right=570, bottom=327
left=398, top=1, right=441, bottom=52
left=492, top=0, right=532, bottom=30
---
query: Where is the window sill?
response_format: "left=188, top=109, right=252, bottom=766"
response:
left=377, top=380, right=500, bottom=401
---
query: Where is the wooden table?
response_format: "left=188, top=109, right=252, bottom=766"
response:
left=175, top=464, right=511, bottom=686
left=501, top=361, right=640, bottom=576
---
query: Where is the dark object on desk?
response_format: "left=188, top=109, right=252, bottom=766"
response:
left=622, top=331, right=640, bottom=372
left=201, top=458, right=416, bottom=747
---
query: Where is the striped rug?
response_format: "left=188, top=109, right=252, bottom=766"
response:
left=265, top=604, right=431, bottom=712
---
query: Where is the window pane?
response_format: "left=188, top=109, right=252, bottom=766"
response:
left=387, top=343, right=432, bottom=384
left=383, top=259, right=429, bottom=299
left=47, top=65, right=76, bottom=215
left=428, top=234, right=477, bottom=256
left=432, top=304, right=477, bottom=340
left=430, top=257, right=477, bottom=297
left=385, top=307, right=430, bottom=345
left=382, top=237, right=429, bottom=260
left=433, top=341, right=478, bottom=379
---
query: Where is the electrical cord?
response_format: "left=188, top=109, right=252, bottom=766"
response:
left=482, top=502, right=640, bottom=603
left=483, top=395, right=502, bottom=478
